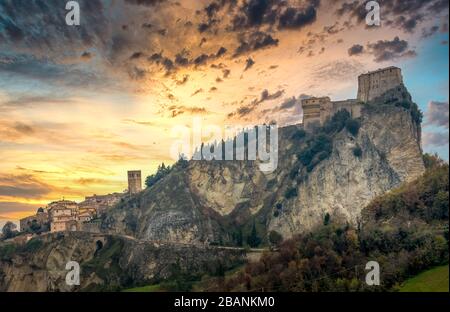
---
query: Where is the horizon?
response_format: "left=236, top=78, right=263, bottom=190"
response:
left=0, top=0, right=449, bottom=224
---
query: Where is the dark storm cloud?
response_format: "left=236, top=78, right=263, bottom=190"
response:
left=335, top=0, right=448, bottom=33
left=234, top=31, right=279, bottom=57
left=228, top=88, right=284, bottom=118
left=278, top=5, right=317, bottom=29
left=148, top=46, right=228, bottom=74
left=425, top=101, right=449, bottom=128
left=348, top=44, right=364, bottom=56
left=366, top=37, right=416, bottom=62
left=0, top=0, right=108, bottom=52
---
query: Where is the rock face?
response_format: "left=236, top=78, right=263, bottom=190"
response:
left=0, top=232, right=245, bottom=291
left=0, top=86, right=425, bottom=292
left=269, top=105, right=424, bottom=236
left=102, top=85, right=424, bottom=243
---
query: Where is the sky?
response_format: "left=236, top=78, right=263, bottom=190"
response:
left=0, top=0, right=449, bottom=223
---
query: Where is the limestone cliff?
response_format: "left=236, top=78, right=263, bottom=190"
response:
left=102, top=85, right=424, bottom=243
left=0, top=232, right=245, bottom=291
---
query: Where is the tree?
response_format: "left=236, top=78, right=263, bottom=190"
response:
left=145, top=162, right=172, bottom=188
left=324, top=213, right=331, bottom=226
left=235, top=229, right=243, bottom=247
left=247, top=221, right=261, bottom=248
left=353, top=146, right=363, bottom=158
left=2, top=222, right=18, bottom=240
left=29, top=220, right=42, bottom=234
left=268, top=231, right=283, bottom=246
left=345, top=119, right=360, bottom=136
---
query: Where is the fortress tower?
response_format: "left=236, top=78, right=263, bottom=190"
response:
left=357, top=66, right=403, bottom=102
left=301, top=97, right=332, bottom=130
left=301, top=66, right=403, bottom=130
left=127, top=170, right=142, bottom=194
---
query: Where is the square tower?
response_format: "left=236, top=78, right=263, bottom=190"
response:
left=357, top=66, right=403, bottom=102
left=301, top=97, right=332, bottom=130
left=127, top=170, right=142, bottom=194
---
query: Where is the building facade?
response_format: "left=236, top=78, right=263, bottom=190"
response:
left=357, top=66, right=403, bottom=102
left=48, top=200, right=80, bottom=232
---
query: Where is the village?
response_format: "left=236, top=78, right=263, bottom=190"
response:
left=15, top=171, right=142, bottom=240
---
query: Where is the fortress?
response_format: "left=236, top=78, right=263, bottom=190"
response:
left=302, top=66, right=403, bottom=130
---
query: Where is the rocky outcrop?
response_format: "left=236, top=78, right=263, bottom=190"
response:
left=102, top=86, right=424, bottom=243
left=269, top=105, right=424, bottom=236
left=0, top=232, right=245, bottom=292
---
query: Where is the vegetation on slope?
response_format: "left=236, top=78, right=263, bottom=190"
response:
left=196, top=154, right=448, bottom=292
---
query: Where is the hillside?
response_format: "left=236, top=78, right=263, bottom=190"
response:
left=196, top=156, right=449, bottom=292
left=0, top=84, right=432, bottom=292
left=101, top=84, right=425, bottom=246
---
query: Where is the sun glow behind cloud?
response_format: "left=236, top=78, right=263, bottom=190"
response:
left=0, top=0, right=448, bottom=220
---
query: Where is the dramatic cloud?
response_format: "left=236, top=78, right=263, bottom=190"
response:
left=348, top=44, right=364, bottom=56
left=366, top=37, right=416, bottom=62
left=244, top=57, right=255, bottom=71
left=228, top=88, right=284, bottom=118
left=234, top=31, right=279, bottom=57
left=425, top=101, right=449, bottom=128
left=335, top=0, right=448, bottom=33
left=0, top=202, right=41, bottom=216
left=0, top=174, right=52, bottom=199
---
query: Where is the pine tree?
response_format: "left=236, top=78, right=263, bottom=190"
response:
left=247, top=221, right=261, bottom=248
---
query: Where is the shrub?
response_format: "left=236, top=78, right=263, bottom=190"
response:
left=323, top=213, right=331, bottom=225
left=345, top=119, right=360, bottom=136
left=397, top=100, right=411, bottom=109
left=289, top=166, right=300, bottom=179
left=266, top=179, right=277, bottom=189
left=285, top=187, right=298, bottom=199
left=298, top=149, right=314, bottom=166
left=323, top=110, right=351, bottom=134
left=247, top=221, right=261, bottom=248
left=353, top=146, right=363, bottom=158
left=268, top=231, right=283, bottom=246
left=145, top=163, right=171, bottom=188
left=291, top=129, right=306, bottom=140
left=310, top=134, right=332, bottom=154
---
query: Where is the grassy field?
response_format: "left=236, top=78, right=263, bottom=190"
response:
left=399, top=265, right=449, bottom=292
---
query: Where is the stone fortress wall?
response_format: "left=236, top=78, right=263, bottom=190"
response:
left=302, top=66, right=403, bottom=130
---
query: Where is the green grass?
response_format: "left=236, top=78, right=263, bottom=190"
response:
left=399, top=265, right=449, bottom=292
left=122, top=284, right=163, bottom=292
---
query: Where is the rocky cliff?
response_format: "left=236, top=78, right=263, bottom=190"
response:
left=102, top=85, right=424, bottom=244
left=0, top=85, right=426, bottom=292
left=0, top=232, right=245, bottom=291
